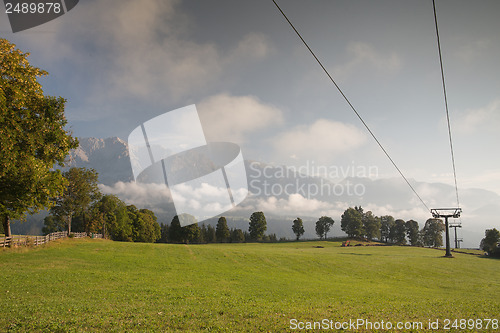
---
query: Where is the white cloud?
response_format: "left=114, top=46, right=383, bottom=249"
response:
left=272, top=119, right=366, bottom=161
left=455, top=99, right=500, bottom=134
left=197, top=94, right=284, bottom=143
left=333, top=42, right=402, bottom=80
left=15, top=0, right=273, bottom=116
left=99, top=181, right=173, bottom=208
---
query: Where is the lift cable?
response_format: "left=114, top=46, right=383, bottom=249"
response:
left=272, top=0, right=431, bottom=212
left=432, top=0, right=461, bottom=208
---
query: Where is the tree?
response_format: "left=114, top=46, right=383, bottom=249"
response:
left=169, top=214, right=200, bottom=244
left=42, top=215, right=65, bottom=234
left=249, top=211, right=267, bottom=240
left=182, top=223, right=201, bottom=244
left=127, top=206, right=161, bottom=243
left=215, top=216, right=230, bottom=242
left=292, top=217, right=305, bottom=241
left=422, top=218, right=445, bottom=248
left=50, top=167, right=101, bottom=234
left=405, top=220, right=420, bottom=246
left=380, top=215, right=395, bottom=243
left=315, top=216, right=334, bottom=240
left=480, top=228, right=500, bottom=255
left=0, top=38, right=79, bottom=237
left=363, top=211, right=381, bottom=241
left=90, top=194, right=133, bottom=241
left=169, top=216, right=183, bottom=243
left=341, top=207, right=364, bottom=238
left=206, top=224, right=216, bottom=243
left=390, top=219, right=407, bottom=245
left=230, top=228, right=245, bottom=243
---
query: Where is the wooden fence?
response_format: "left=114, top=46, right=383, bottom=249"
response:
left=1, top=231, right=103, bottom=248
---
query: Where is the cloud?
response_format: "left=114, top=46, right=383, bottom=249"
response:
left=454, top=99, right=500, bottom=134
left=272, top=119, right=366, bottom=161
left=197, top=94, right=284, bottom=143
left=455, top=38, right=491, bottom=63
left=14, top=0, right=273, bottom=118
left=99, top=181, right=173, bottom=209
left=333, top=42, right=402, bottom=80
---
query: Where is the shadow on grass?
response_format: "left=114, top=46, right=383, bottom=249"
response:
left=479, top=255, right=500, bottom=260
left=339, top=253, right=373, bottom=256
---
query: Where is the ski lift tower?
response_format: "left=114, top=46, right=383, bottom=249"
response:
left=431, top=208, right=462, bottom=257
left=449, top=223, right=462, bottom=249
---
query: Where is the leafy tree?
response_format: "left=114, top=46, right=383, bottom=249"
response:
left=249, top=211, right=267, bottom=241
left=292, top=217, right=305, bottom=241
left=390, top=219, right=407, bottom=245
left=422, top=218, right=445, bottom=248
left=341, top=207, right=364, bottom=238
left=91, top=195, right=133, bottom=241
left=50, top=167, right=101, bottom=234
left=216, top=216, right=230, bottom=242
left=0, top=38, right=79, bottom=237
left=182, top=223, right=201, bottom=244
left=89, top=194, right=121, bottom=237
left=363, top=211, right=381, bottom=241
left=405, top=220, right=420, bottom=246
left=380, top=215, right=395, bottom=243
left=480, top=228, right=500, bottom=255
left=315, top=216, right=334, bottom=240
left=42, top=215, right=65, bottom=234
left=127, top=206, right=161, bottom=243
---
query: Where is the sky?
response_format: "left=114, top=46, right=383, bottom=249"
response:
left=2, top=0, right=500, bottom=244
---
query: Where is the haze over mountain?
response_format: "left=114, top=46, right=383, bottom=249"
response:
left=53, top=137, right=499, bottom=248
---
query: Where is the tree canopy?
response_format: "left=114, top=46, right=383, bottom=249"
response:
left=480, top=228, right=500, bottom=255
left=292, top=217, right=305, bottom=241
left=341, top=207, right=364, bottom=238
left=249, top=211, right=267, bottom=241
left=216, top=216, right=230, bottom=242
left=315, top=216, right=334, bottom=240
left=50, top=167, right=101, bottom=234
left=422, top=218, right=445, bottom=248
left=0, top=38, right=78, bottom=236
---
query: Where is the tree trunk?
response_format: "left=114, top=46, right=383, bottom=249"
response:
left=3, top=215, right=12, bottom=238
left=67, top=215, right=72, bottom=234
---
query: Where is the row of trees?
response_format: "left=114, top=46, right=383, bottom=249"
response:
left=340, top=206, right=445, bottom=247
left=42, top=167, right=161, bottom=243
left=157, top=212, right=279, bottom=244
left=290, top=206, right=446, bottom=248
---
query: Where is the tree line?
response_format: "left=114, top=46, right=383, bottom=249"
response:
left=157, top=212, right=279, bottom=244
left=291, top=206, right=447, bottom=248
left=42, top=167, right=161, bottom=243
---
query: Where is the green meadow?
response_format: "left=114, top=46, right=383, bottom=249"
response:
left=1, top=239, right=499, bottom=332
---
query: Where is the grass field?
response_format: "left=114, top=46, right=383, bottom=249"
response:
left=1, top=239, right=499, bottom=332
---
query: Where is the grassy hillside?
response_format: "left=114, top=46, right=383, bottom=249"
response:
left=1, top=239, right=499, bottom=332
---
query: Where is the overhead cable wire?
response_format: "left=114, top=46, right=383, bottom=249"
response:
left=272, top=0, right=430, bottom=212
left=432, top=0, right=461, bottom=208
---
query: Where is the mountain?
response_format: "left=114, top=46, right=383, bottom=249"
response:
left=66, top=137, right=134, bottom=185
